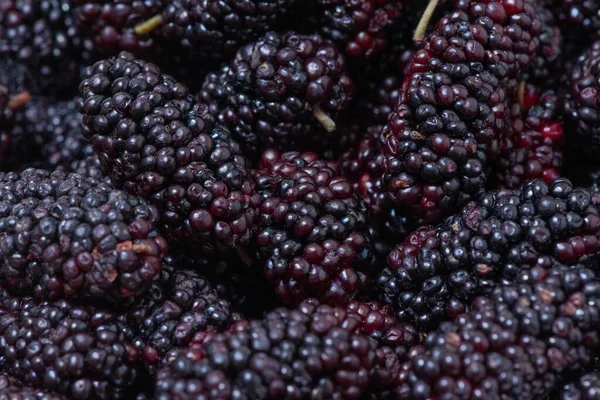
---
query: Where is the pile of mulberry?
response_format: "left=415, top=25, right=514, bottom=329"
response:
left=377, top=178, right=600, bottom=327
left=154, top=299, right=419, bottom=399
left=389, top=265, right=600, bottom=399
left=254, top=149, right=373, bottom=304
left=0, top=286, right=142, bottom=399
left=0, top=168, right=167, bottom=303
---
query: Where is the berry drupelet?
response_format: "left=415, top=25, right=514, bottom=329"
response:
left=558, top=371, right=600, bottom=400
left=389, top=265, right=600, bottom=399
left=253, top=150, right=373, bottom=305
left=380, top=0, right=542, bottom=223
left=0, top=374, right=65, bottom=400
left=154, top=299, right=419, bottom=399
left=198, top=31, right=356, bottom=156
left=126, top=256, right=234, bottom=370
left=527, top=6, right=562, bottom=86
left=78, top=51, right=261, bottom=255
left=0, top=286, right=142, bottom=399
left=565, top=40, right=600, bottom=159
left=491, top=84, right=564, bottom=189
left=0, top=0, right=88, bottom=94
left=377, top=178, right=600, bottom=328
left=0, top=168, right=167, bottom=303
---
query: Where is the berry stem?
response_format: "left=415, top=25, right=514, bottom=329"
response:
left=413, top=0, right=439, bottom=42
left=313, top=105, right=337, bottom=132
left=8, top=92, right=31, bottom=110
left=134, top=14, right=163, bottom=35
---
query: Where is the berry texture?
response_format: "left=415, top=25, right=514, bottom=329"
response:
left=381, top=0, right=542, bottom=223
left=198, top=31, right=355, bottom=155
left=126, top=256, right=234, bottom=370
left=154, top=299, right=419, bottom=399
left=0, top=374, right=65, bottom=400
left=565, top=40, right=600, bottom=159
left=389, top=265, right=600, bottom=399
left=558, top=371, right=600, bottom=400
left=160, top=0, right=299, bottom=63
left=0, top=0, right=87, bottom=94
left=254, top=150, right=373, bottom=305
left=315, top=0, right=404, bottom=59
left=491, top=85, right=564, bottom=189
left=527, top=7, right=562, bottom=86
left=78, top=52, right=261, bottom=255
left=0, top=287, right=142, bottom=399
left=71, top=0, right=164, bottom=56
left=377, top=178, right=600, bottom=328
left=0, top=168, right=167, bottom=303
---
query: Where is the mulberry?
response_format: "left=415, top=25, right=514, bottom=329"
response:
left=0, top=0, right=88, bottom=94
left=381, top=0, right=542, bottom=223
left=558, top=371, right=600, bottom=400
left=0, top=168, right=167, bottom=303
left=0, top=287, right=142, bottom=399
left=565, top=40, right=600, bottom=159
left=126, top=256, right=234, bottom=370
left=155, top=299, right=418, bottom=399
left=198, top=31, right=356, bottom=156
left=254, top=150, right=373, bottom=305
left=78, top=52, right=261, bottom=254
left=390, top=265, right=600, bottom=399
left=491, top=84, right=564, bottom=189
left=0, top=374, right=64, bottom=400
left=377, top=178, right=600, bottom=328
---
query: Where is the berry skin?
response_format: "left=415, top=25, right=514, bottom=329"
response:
left=254, top=150, right=374, bottom=305
left=154, top=299, right=419, bottom=399
left=491, top=85, right=564, bottom=189
left=126, top=256, right=234, bottom=370
left=0, top=0, right=88, bottom=94
left=71, top=0, right=164, bottom=56
left=160, top=0, right=299, bottom=63
left=389, top=265, right=600, bottom=399
left=0, top=374, right=65, bottom=400
left=378, top=178, right=600, bottom=328
left=198, top=31, right=356, bottom=156
left=78, top=51, right=261, bottom=255
left=316, top=0, right=404, bottom=59
left=381, top=0, right=543, bottom=223
left=558, top=371, right=600, bottom=400
left=0, top=286, right=142, bottom=399
left=0, top=168, right=167, bottom=303
left=565, top=41, right=600, bottom=159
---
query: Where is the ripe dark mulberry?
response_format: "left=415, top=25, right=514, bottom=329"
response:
left=390, top=265, right=600, bottom=399
left=558, top=371, right=600, bottom=400
left=378, top=178, right=600, bottom=328
left=0, top=374, right=65, bottom=400
left=155, top=299, right=419, bottom=399
left=565, top=41, right=600, bottom=159
left=254, top=150, right=373, bottom=305
left=126, top=256, right=234, bottom=370
left=381, top=0, right=542, bottom=223
left=198, top=31, right=356, bottom=156
left=491, top=84, right=564, bottom=189
left=0, top=168, right=167, bottom=303
left=0, top=286, right=142, bottom=399
left=78, top=51, right=261, bottom=255
left=0, top=0, right=88, bottom=94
